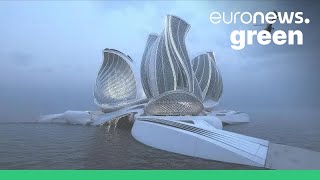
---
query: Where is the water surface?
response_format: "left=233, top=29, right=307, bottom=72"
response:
left=1, top=107, right=319, bottom=169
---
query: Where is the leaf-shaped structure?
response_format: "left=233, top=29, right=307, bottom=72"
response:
left=141, top=15, right=202, bottom=99
left=94, top=48, right=144, bottom=112
left=141, top=33, right=159, bottom=99
left=140, top=15, right=204, bottom=115
left=192, top=52, right=223, bottom=108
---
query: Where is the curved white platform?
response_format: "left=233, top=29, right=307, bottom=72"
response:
left=132, top=118, right=269, bottom=167
left=92, top=104, right=145, bottom=126
left=37, top=111, right=102, bottom=125
left=137, top=115, right=223, bottom=129
left=207, top=110, right=250, bottom=124
left=38, top=105, right=146, bottom=126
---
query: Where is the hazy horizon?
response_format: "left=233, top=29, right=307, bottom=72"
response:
left=0, top=1, right=319, bottom=122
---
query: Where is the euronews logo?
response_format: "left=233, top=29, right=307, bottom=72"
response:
left=209, top=11, right=310, bottom=50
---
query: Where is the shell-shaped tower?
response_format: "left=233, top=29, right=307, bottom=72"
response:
left=141, top=33, right=159, bottom=99
left=94, top=49, right=142, bottom=112
left=141, top=15, right=204, bottom=115
left=192, top=52, right=223, bottom=108
left=141, top=15, right=202, bottom=99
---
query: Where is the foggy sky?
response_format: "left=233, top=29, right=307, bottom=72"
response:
left=0, top=1, right=319, bottom=122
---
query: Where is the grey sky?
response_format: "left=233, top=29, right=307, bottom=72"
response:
left=0, top=1, right=319, bottom=121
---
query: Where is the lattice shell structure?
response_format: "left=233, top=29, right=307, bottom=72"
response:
left=141, top=15, right=205, bottom=115
left=192, top=52, right=223, bottom=103
left=94, top=49, right=143, bottom=112
left=141, top=15, right=202, bottom=100
left=144, top=90, right=204, bottom=116
left=141, top=33, right=158, bottom=99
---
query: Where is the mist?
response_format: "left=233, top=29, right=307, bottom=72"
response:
left=0, top=1, right=319, bottom=122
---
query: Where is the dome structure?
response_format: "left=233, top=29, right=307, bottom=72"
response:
left=144, top=90, right=203, bottom=116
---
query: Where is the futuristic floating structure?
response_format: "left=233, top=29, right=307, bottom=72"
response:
left=38, top=15, right=320, bottom=169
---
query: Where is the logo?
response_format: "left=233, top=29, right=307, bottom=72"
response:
left=209, top=11, right=310, bottom=50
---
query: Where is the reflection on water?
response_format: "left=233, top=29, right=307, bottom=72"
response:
left=0, top=107, right=319, bottom=169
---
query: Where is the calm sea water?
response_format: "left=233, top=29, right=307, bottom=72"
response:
left=1, top=107, right=320, bottom=169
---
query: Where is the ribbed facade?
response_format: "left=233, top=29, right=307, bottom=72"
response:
left=94, top=15, right=223, bottom=115
left=141, top=15, right=202, bottom=99
left=192, top=52, right=223, bottom=102
left=141, top=34, right=159, bottom=99
left=94, top=49, right=139, bottom=112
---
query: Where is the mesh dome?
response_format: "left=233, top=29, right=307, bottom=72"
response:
left=144, top=90, right=204, bottom=116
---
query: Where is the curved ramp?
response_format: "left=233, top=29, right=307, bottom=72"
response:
left=92, top=104, right=146, bottom=126
left=132, top=118, right=269, bottom=167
